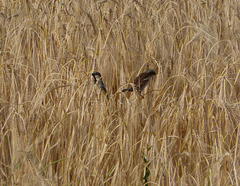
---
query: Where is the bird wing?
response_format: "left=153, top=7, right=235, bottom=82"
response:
left=134, top=73, right=151, bottom=91
left=101, top=83, right=107, bottom=94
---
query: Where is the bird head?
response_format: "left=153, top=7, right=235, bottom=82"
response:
left=92, top=72, right=101, bottom=78
left=92, top=72, right=102, bottom=83
left=144, top=69, right=156, bottom=76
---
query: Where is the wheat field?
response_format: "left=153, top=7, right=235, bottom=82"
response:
left=1, top=0, right=240, bottom=185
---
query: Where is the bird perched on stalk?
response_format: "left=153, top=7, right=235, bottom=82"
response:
left=92, top=72, right=108, bottom=99
left=122, top=69, right=156, bottom=97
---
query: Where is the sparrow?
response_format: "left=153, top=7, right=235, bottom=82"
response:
left=122, top=69, right=156, bottom=95
left=92, top=72, right=108, bottom=98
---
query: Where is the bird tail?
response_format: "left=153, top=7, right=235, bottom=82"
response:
left=122, top=87, right=133, bottom=92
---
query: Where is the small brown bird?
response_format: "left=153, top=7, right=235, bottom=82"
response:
left=122, top=69, right=156, bottom=96
left=92, top=72, right=108, bottom=98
